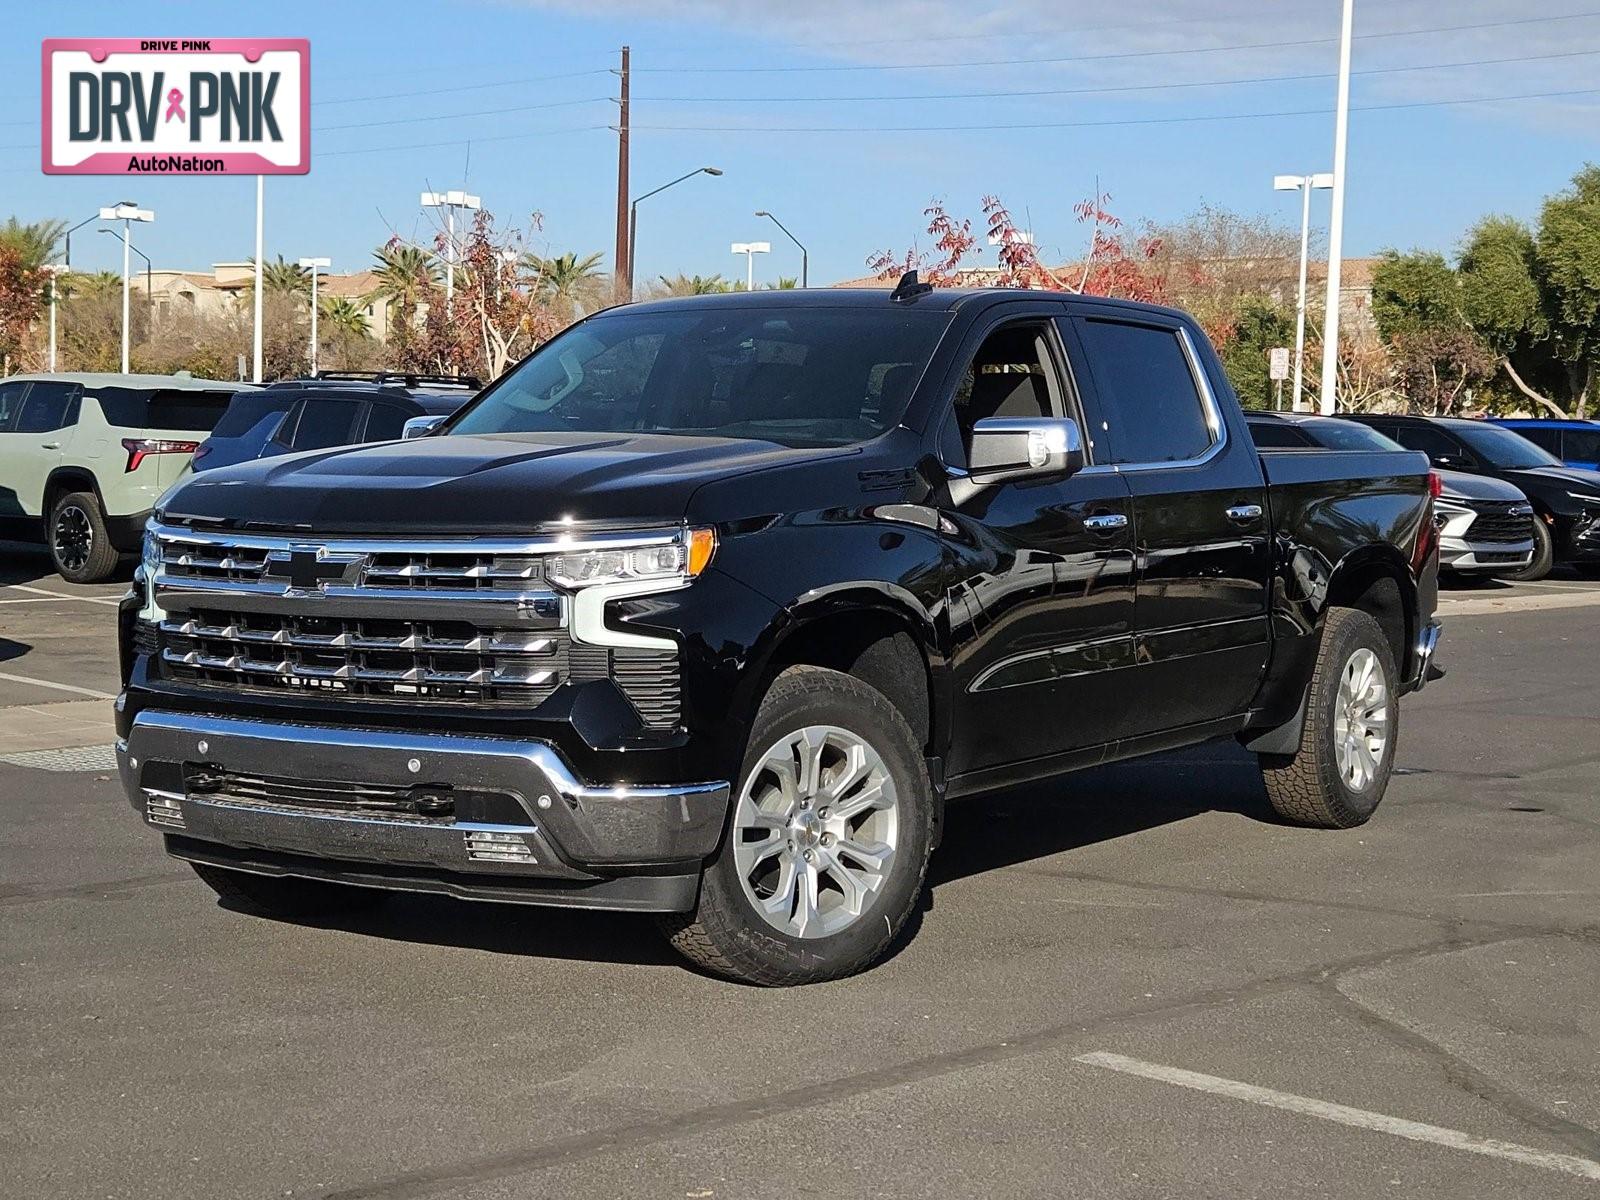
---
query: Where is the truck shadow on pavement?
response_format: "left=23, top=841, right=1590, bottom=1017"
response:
left=221, top=739, right=1276, bottom=974
left=0, top=637, right=33, bottom=665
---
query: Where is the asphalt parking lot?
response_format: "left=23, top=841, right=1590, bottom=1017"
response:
left=4, top=541, right=1600, bottom=1199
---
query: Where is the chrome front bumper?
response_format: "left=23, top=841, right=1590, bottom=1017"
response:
left=1404, top=620, right=1443, bottom=694
left=118, top=711, right=730, bottom=911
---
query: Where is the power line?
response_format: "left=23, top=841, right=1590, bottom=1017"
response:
left=628, top=85, right=1600, bottom=134
left=631, top=10, right=1600, bottom=73
left=633, top=47, right=1600, bottom=105
left=317, top=96, right=610, bottom=133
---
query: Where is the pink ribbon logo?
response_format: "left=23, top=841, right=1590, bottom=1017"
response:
left=164, top=88, right=185, bottom=123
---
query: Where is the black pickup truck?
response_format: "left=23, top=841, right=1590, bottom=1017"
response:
left=117, top=281, right=1442, bottom=985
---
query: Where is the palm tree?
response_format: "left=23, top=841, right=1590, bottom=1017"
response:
left=766, top=276, right=800, bottom=290
left=318, top=296, right=371, bottom=340
left=369, top=244, right=441, bottom=311
left=654, top=273, right=731, bottom=297
left=0, top=217, right=68, bottom=269
left=249, top=255, right=311, bottom=299
left=522, top=251, right=608, bottom=318
left=61, top=270, right=123, bottom=300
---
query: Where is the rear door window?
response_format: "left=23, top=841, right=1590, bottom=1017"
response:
left=1069, top=319, right=1214, bottom=464
left=0, top=381, right=29, bottom=431
left=287, top=399, right=363, bottom=450
left=210, top=394, right=294, bottom=440
left=15, top=383, right=81, bottom=433
left=1561, top=428, right=1600, bottom=465
left=1513, top=425, right=1562, bottom=453
left=361, top=402, right=413, bottom=442
left=1390, top=423, right=1469, bottom=465
left=1248, top=422, right=1312, bottom=449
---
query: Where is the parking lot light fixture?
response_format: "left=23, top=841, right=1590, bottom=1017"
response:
left=755, top=210, right=808, bottom=288
left=98, top=203, right=153, bottom=374
left=731, top=241, right=770, bottom=291
left=299, top=257, right=332, bottom=374
left=1274, top=173, right=1334, bottom=413
left=421, top=190, right=481, bottom=305
left=627, top=167, right=722, bottom=299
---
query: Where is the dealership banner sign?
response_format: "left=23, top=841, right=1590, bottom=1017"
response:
left=42, top=38, right=309, bottom=175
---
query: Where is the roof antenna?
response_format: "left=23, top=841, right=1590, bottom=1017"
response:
left=890, top=269, right=933, bottom=302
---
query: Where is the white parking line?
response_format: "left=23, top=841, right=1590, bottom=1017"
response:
left=0, top=584, right=123, bottom=607
left=0, top=671, right=117, bottom=701
left=1074, top=1051, right=1600, bottom=1182
left=1438, top=591, right=1600, bottom=617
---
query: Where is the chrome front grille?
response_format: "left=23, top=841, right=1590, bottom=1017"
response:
left=160, top=610, right=567, bottom=704
left=149, top=526, right=683, bottom=726
left=1465, top=501, right=1536, bottom=545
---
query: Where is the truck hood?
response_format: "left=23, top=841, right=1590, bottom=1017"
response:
left=160, top=431, right=850, bottom=534
left=1501, top=464, right=1600, bottom=497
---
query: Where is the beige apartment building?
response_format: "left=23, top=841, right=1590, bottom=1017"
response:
left=131, top=264, right=395, bottom=341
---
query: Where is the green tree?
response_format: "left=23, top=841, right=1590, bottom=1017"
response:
left=0, top=217, right=67, bottom=270
left=1370, top=251, right=1464, bottom=340
left=1458, top=216, right=1559, bottom=415
left=1369, top=250, right=1496, bottom=414
left=653, top=273, right=730, bottom=296
left=1216, top=295, right=1294, bottom=410
left=248, top=255, right=311, bottom=300
left=1534, top=165, right=1600, bottom=417
left=319, top=296, right=370, bottom=340
left=522, top=251, right=607, bottom=319
left=369, top=244, right=441, bottom=310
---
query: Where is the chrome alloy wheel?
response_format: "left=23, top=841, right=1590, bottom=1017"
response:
left=1332, top=647, right=1390, bottom=791
left=52, top=505, right=93, bottom=573
left=732, top=725, right=900, bottom=939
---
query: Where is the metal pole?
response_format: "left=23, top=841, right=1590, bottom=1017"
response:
left=48, top=273, right=58, bottom=373
left=1319, top=0, right=1355, bottom=415
left=745, top=249, right=754, bottom=292
left=309, top=269, right=319, bottom=375
left=445, top=203, right=456, bottom=306
left=120, top=218, right=131, bottom=374
left=253, top=175, right=264, bottom=383
left=1293, top=178, right=1313, bottom=412
left=613, top=45, right=630, bottom=305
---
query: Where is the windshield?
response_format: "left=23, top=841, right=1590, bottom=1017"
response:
left=1450, top=422, right=1563, bottom=470
left=1302, top=419, right=1405, bottom=452
left=448, top=306, right=950, bottom=447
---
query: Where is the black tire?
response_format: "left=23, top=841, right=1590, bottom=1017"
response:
left=661, top=665, right=934, bottom=986
left=1259, top=607, right=1399, bottom=830
left=49, top=491, right=120, bottom=584
left=189, top=861, right=388, bottom=918
left=1503, top=516, right=1554, bottom=582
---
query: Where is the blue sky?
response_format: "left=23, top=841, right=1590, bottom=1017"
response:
left=3, top=0, right=1597, bottom=287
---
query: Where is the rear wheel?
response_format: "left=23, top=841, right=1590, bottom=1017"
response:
left=189, top=862, right=388, bottom=918
left=1503, top=516, right=1554, bottom=582
left=1259, top=607, right=1399, bottom=829
left=49, top=491, right=119, bottom=584
left=662, top=665, right=934, bottom=985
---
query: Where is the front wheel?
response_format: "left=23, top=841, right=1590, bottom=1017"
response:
left=662, top=665, right=934, bottom=985
left=1259, top=607, right=1399, bottom=829
left=49, top=491, right=120, bottom=584
left=1502, top=515, right=1554, bottom=582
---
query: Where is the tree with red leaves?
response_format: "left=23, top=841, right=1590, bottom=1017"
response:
left=0, top=245, right=48, bottom=371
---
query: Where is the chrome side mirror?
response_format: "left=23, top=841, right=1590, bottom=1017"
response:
left=967, top=416, right=1085, bottom=485
left=402, top=415, right=446, bottom=440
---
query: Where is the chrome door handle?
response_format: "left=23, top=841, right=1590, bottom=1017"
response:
left=41, top=442, right=61, bottom=450
left=1225, top=504, right=1264, bottom=523
left=1084, top=513, right=1129, bottom=532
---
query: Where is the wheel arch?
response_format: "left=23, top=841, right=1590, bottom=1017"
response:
left=43, top=466, right=104, bottom=517
left=1322, top=545, right=1416, bottom=678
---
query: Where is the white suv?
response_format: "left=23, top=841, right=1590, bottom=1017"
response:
left=0, top=372, right=252, bottom=582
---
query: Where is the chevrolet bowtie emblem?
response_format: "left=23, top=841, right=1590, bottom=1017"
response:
left=263, top=547, right=362, bottom=592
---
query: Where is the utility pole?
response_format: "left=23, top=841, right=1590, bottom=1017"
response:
left=1319, top=0, right=1355, bottom=415
left=613, top=45, right=631, bottom=304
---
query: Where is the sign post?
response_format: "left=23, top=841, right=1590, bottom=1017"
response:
left=1269, top=347, right=1291, bottom=411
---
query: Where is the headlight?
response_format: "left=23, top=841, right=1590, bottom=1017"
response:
left=546, top=528, right=715, bottom=590
left=141, top=520, right=161, bottom=573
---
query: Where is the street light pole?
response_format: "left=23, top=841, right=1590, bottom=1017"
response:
left=98, top=203, right=153, bottom=374
left=421, top=190, right=482, bottom=306
left=626, top=167, right=722, bottom=300
left=253, top=176, right=265, bottom=383
left=299, top=257, right=331, bottom=375
left=1319, top=0, right=1356, bottom=415
left=43, top=265, right=67, bottom=372
left=1274, top=172, right=1334, bottom=413
left=731, top=242, right=770, bottom=291
left=755, top=210, right=808, bottom=287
